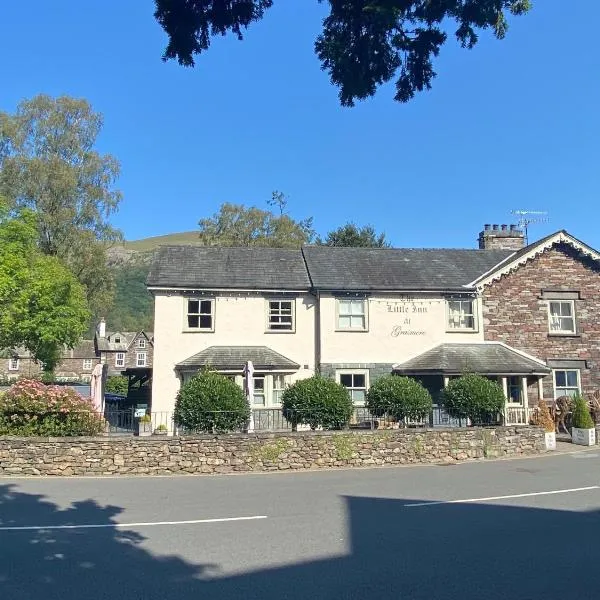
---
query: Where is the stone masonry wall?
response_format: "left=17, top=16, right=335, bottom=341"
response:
left=0, top=427, right=544, bottom=476
left=483, top=244, right=600, bottom=402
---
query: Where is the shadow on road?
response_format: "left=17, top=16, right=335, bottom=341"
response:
left=1, top=483, right=599, bottom=599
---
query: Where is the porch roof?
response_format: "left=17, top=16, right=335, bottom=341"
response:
left=176, top=346, right=300, bottom=372
left=393, top=342, right=551, bottom=376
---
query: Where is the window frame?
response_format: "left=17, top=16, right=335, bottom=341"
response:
left=82, top=358, right=93, bottom=371
left=547, top=300, right=576, bottom=335
left=553, top=369, right=580, bottom=398
left=506, top=376, right=522, bottom=405
left=336, top=369, right=369, bottom=405
left=115, top=352, right=125, bottom=368
left=136, top=352, right=147, bottom=367
left=446, top=298, right=477, bottom=332
left=8, top=357, right=19, bottom=371
left=137, top=338, right=146, bottom=349
left=266, top=299, right=295, bottom=333
left=336, top=298, right=368, bottom=332
left=184, top=297, right=215, bottom=332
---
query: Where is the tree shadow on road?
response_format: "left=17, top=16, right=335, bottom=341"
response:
left=1, top=483, right=599, bottom=600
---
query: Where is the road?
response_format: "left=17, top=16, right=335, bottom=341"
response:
left=1, top=450, right=600, bottom=599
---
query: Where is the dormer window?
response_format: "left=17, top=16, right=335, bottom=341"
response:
left=114, top=336, right=121, bottom=344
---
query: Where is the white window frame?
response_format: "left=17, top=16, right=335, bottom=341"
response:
left=114, top=336, right=121, bottom=344
left=336, top=369, right=369, bottom=405
left=553, top=369, right=580, bottom=398
left=137, top=338, right=146, bottom=349
left=447, top=298, right=477, bottom=331
left=82, top=359, right=93, bottom=371
left=548, top=300, right=576, bottom=334
left=272, top=374, right=287, bottom=405
left=266, top=299, right=295, bottom=332
left=136, top=352, right=147, bottom=367
left=251, top=373, right=266, bottom=406
left=184, top=297, right=215, bottom=332
left=336, top=298, right=368, bottom=331
left=507, top=376, right=522, bottom=405
left=115, top=353, right=125, bottom=368
left=8, top=358, right=19, bottom=371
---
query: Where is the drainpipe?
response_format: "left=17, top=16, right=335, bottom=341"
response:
left=314, top=290, right=321, bottom=375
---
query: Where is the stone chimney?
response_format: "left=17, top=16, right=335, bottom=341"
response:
left=478, top=224, right=525, bottom=251
left=97, top=318, right=106, bottom=338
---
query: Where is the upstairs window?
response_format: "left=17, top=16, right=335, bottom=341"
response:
left=82, top=359, right=93, bottom=370
left=115, top=353, right=125, bottom=368
left=136, top=352, right=147, bottom=367
left=447, top=299, right=476, bottom=330
left=267, top=300, right=294, bottom=331
left=548, top=300, right=575, bottom=334
left=137, top=339, right=146, bottom=349
left=8, top=358, right=19, bottom=371
left=554, top=370, right=580, bottom=398
left=186, top=298, right=214, bottom=331
left=337, top=299, right=367, bottom=330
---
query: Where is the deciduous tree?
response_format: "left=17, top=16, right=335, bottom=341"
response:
left=154, top=0, right=531, bottom=105
left=319, top=222, right=389, bottom=247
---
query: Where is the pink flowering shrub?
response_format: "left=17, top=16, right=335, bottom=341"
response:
left=0, top=379, right=104, bottom=436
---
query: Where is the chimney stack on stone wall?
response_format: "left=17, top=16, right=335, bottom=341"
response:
left=478, top=224, right=525, bottom=251
left=97, top=318, right=106, bottom=338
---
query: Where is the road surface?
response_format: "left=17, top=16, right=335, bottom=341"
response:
left=1, top=449, right=600, bottom=599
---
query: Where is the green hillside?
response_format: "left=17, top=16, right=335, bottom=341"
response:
left=123, top=231, right=200, bottom=252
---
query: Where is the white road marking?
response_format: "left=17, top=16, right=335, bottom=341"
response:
left=404, top=486, right=600, bottom=507
left=0, top=515, right=267, bottom=532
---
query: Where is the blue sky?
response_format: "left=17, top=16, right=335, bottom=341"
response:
left=1, top=1, right=599, bottom=248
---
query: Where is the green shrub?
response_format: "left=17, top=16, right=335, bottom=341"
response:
left=282, top=376, right=353, bottom=430
left=571, top=394, right=594, bottom=430
left=0, top=379, right=104, bottom=436
left=443, top=374, right=504, bottom=425
left=174, top=370, right=249, bottom=433
left=366, top=375, right=432, bottom=422
left=106, top=375, right=128, bottom=396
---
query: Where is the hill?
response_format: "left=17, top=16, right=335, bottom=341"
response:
left=107, top=231, right=200, bottom=264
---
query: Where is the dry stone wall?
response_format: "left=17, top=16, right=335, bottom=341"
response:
left=0, top=427, right=545, bottom=477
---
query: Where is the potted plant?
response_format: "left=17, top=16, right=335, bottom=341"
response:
left=154, top=424, right=168, bottom=436
left=571, top=394, right=595, bottom=446
left=134, top=414, right=153, bottom=437
left=532, top=399, right=556, bottom=450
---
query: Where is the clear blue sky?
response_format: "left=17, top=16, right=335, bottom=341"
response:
left=1, top=1, right=599, bottom=248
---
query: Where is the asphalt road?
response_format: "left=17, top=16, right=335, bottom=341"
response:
left=2, top=450, right=600, bottom=600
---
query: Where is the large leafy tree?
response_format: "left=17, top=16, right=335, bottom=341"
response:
left=0, top=209, right=89, bottom=372
left=319, top=222, right=390, bottom=247
left=0, top=94, right=122, bottom=315
left=198, top=196, right=315, bottom=247
left=154, top=0, right=531, bottom=106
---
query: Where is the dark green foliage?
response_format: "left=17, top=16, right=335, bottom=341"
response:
left=154, top=1, right=531, bottom=105
left=174, top=371, right=250, bottom=433
left=282, top=376, right=353, bottom=430
left=106, top=263, right=153, bottom=332
left=106, top=375, right=128, bottom=396
left=443, top=374, right=504, bottom=424
left=0, top=379, right=104, bottom=436
left=319, top=223, right=390, bottom=248
left=366, top=375, right=432, bottom=422
left=571, top=394, right=594, bottom=430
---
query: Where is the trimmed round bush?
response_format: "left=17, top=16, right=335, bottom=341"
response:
left=105, top=375, right=128, bottom=396
left=571, top=394, right=594, bottom=430
left=366, top=375, right=432, bottom=423
left=443, top=374, right=504, bottom=425
left=174, top=370, right=250, bottom=433
left=0, top=379, right=104, bottom=436
left=282, top=376, right=353, bottom=430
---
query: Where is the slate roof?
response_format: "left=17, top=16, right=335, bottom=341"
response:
left=394, top=343, right=551, bottom=375
left=302, top=247, right=514, bottom=291
left=176, top=346, right=300, bottom=371
left=95, top=331, right=154, bottom=352
left=62, top=340, right=96, bottom=358
left=147, top=246, right=311, bottom=290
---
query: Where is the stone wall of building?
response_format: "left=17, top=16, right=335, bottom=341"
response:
left=483, top=244, right=600, bottom=401
left=0, top=426, right=545, bottom=476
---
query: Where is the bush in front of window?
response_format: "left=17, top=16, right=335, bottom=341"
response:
left=282, top=376, right=353, bottom=430
left=366, top=375, right=433, bottom=423
left=174, top=370, right=250, bottom=433
left=571, top=393, right=594, bottom=430
left=105, top=375, right=128, bottom=396
left=443, top=374, right=504, bottom=425
left=0, top=379, right=105, bottom=436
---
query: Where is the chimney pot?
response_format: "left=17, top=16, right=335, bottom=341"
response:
left=484, top=224, right=491, bottom=231
left=97, top=318, right=106, bottom=338
left=501, top=224, right=508, bottom=231
left=492, top=224, right=499, bottom=231
left=510, top=224, right=517, bottom=231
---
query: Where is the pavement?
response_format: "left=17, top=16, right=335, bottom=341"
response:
left=1, top=448, right=600, bottom=599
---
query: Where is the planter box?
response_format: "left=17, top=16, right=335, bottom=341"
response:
left=572, top=427, right=595, bottom=446
left=544, top=431, right=556, bottom=450
left=134, top=422, right=153, bottom=437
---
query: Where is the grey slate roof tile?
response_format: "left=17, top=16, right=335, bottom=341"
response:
left=176, top=346, right=300, bottom=371
left=394, top=343, right=551, bottom=375
left=147, top=246, right=311, bottom=290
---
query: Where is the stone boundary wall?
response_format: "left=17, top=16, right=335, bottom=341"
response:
left=0, top=426, right=545, bottom=477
